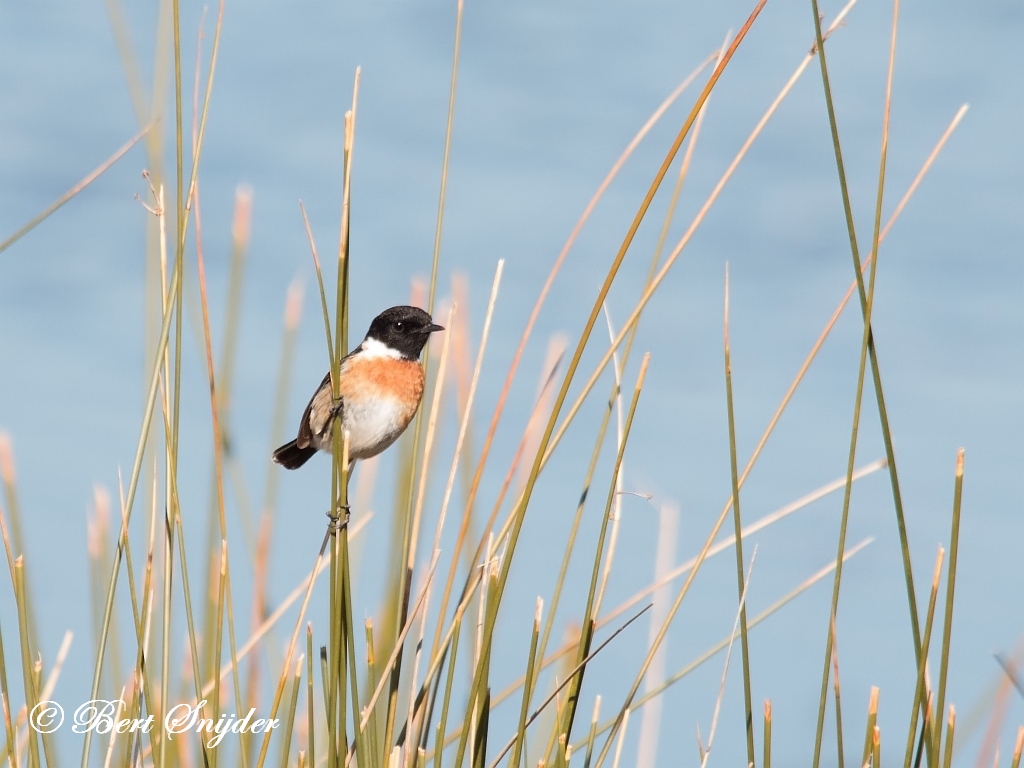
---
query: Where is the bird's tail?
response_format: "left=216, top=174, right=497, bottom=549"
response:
left=272, top=440, right=318, bottom=470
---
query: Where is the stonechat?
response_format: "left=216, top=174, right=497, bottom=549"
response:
left=272, top=305, right=444, bottom=470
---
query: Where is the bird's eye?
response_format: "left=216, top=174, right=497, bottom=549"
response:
left=394, top=321, right=405, bottom=331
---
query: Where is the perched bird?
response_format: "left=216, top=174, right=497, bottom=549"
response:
left=272, top=305, right=444, bottom=470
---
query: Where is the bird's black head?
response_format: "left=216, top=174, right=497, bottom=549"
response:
left=363, top=305, right=444, bottom=360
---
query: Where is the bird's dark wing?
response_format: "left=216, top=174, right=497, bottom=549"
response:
left=296, top=371, right=333, bottom=449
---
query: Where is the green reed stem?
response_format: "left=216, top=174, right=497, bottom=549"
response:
left=169, top=0, right=184, bottom=564
left=809, top=0, right=923, bottom=706
left=541, top=681, right=567, bottom=768
left=319, top=647, right=330, bottom=733
left=362, top=619, right=379, bottom=768
left=723, top=267, right=755, bottom=766
left=533, top=379, right=616, bottom=721
left=831, top=615, right=845, bottom=768
left=172, top=0, right=183, bottom=271
left=582, top=697, right=600, bottom=768
left=334, top=81, right=357, bottom=372
left=0, top=447, right=40, bottom=686
left=426, top=0, right=462, bottom=315
left=510, top=601, right=542, bottom=768
left=0, top=612, right=15, bottom=768
left=326, top=73, right=357, bottom=767
left=902, top=550, right=944, bottom=768
left=174, top=516, right=213, bottom=767
left=211, top=544, right=228, bottom=768
left=341, top=522, right=367, bottom=763
left=558, top=355, right=649, bottom=747
left=327, top=527, right=339, bottom=766
left=455, top=572, right=499, bottom=768
left=807, top=0, right=900, bottom=759
left=327, top=444, right=349, bottom=765
left=337, top=76, right=359, bottom=765
left=280, top=656, right=304, bottom=768
left=362, top=622, right=378, bottom=765
left=463, top=576, right=500, bottom=768
left=223, top=555, right=249, bottom=768
left=338, top=473, right=351, bottom=757
left=113, top=494, right=157, bottom=754
left=300, top=202, right=335, bottom=368
left=307, top=626, right=316, bottom=768
left=471, top=689, right=491, bottom=768
left=940, top=709, right=954, bottom=768
left=914, top=693, right=933, bottom=768
left=327, top=476, right=339, bottom=761
left=433, top=616, right=463, bottom=768
left=14, top=561, right=41, bottom=768
left=764, top=701, right=772, bottom=768
left=157, top=500, right=174, bottom=768
left=932, top=450, right=964, bottom=758
left=1008, top=725, right=1022, bottom=768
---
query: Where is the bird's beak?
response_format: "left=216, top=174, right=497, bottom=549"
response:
left=427, top=323, right=445, bottom=333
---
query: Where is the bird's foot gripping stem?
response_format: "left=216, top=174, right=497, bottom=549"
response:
left=329, top=398, right=344, bottom=420
left=326, top=505, right=351, bottom=536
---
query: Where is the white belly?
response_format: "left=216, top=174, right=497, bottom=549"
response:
left=315, top=395, right=412, bottom=460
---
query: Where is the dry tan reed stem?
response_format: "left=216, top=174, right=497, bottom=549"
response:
left=428, top=265, right=504, bottom=564
left=610, top=709, right=630, bottom=768
left=634, top=501, right=679, bottom=768
left=0, top=123, right=155, bottom=254
left=831, top=612, right=846, bottom=768
left=974, top=675, right=1015, bottom=768
left=406, top=304, right=457, bottom=581
left=592, top=307, right=627, bottom=622
left=8, top=632, right=72, bottom=758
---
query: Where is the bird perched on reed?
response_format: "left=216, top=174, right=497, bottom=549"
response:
left=272, top=305, right=443, bottom=470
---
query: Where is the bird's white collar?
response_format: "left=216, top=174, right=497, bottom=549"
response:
left=359, top=337, right=404, bottom=360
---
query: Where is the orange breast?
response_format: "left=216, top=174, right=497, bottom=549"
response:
left=339, top=355, right=425, bottom=409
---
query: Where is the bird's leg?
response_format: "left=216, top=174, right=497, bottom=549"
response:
left=323, top=456, right=353, bottom=540
left=325, top=505, right=351, bottom=536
